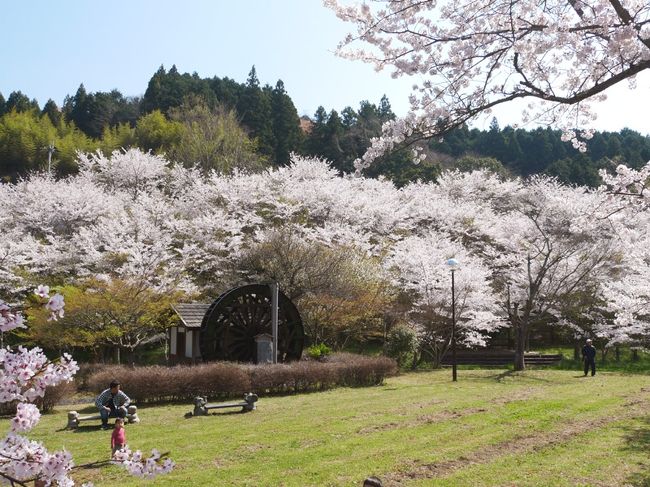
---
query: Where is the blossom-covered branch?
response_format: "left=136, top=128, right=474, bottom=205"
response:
left=325, top=0, right=650, bottom=168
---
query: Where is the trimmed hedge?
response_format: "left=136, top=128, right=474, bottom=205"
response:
left=84, top=353, right=397, bottom=404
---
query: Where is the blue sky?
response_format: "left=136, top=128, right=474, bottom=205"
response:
left=1, top=0, right=648, bottom=134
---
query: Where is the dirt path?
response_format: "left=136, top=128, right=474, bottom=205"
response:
left=380, top=391, right=650, bottom=486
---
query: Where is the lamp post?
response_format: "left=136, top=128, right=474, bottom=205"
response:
left=446, top=258, right=459, bottom=381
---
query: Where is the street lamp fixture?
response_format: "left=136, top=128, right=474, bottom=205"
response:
left=446, top=258, right=459, bottom=381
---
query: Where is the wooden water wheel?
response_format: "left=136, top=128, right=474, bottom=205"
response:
left=199, top=284, right=304, bottom=363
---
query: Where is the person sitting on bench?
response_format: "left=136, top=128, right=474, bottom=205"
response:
left=95, top=380, right=131, bottom=430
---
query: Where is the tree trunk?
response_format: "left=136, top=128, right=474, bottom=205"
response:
left=615, top=346, right=620, bottom=362
left=573, top=342, right=580, bottom=361
left=514, top=323, right=527, bottom=371
left=632, top=349, right=639, bottom=362
left=524, top=329, right=530, bottom=352
left=114, top=346, right=121, bottom=365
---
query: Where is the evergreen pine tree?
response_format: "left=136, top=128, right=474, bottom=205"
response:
left=41, top=99, right=62, bottom=126
left=237, top=66, right=275, bottom=158
left=5, top=91, right=39, bottom=113
left=271, top=80, right=303, bottom=166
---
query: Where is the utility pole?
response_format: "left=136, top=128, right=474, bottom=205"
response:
left=46, top=143, right=56, bottom=174
left=271, top=281, right=279, bottom=364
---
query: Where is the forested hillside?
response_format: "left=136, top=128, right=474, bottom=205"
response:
left=1, top=65, right=649, bottom=186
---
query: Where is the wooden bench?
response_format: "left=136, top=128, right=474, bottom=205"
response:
left=192, top=393, right=258, bottom=416
left=441, top=352, right=562, bottom=366
left=67, top=405, right=140, bottom=429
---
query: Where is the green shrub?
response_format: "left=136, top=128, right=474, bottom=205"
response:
left=384, top=325, right=418, bottom=367
left=307, top=343, right=332, bottom=360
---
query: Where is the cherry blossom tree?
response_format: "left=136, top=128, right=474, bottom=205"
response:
left=443, top=172, right=626, bottom=369
left=386, top=233, right=503, bottom=366
left=2, top=148, right=647, bottom=373
left=325, top=0, right=650, bottom=169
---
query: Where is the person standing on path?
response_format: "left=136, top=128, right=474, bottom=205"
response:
left=582, top=339, right=597, bottom=376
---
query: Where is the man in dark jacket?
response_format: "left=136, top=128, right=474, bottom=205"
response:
left=582, top=339, right=597, bottom=376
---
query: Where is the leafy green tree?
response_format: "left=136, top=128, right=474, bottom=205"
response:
left=606, top=134, right=622, bottom=158
left=64, top=87, right=139, bottom=139
left=0, top=110, right=95, bottom=178
left=363, top=148, right=440, bottom=187
left=322, top=109, right=345, bottom=169
left=501, top=126, right=523, bottom=166
left=341, top=106, right=357, bottom=129
left=384, top=325, right=418, bottom=368
left=477, top=118, right=509, bottom=162
left=168, top=97, right=266, bottom=172
left=0, top=110, right=56, bottom=176
left=50, top=117, right=97, bottom=175
left=100, top=122, right=138, bottom=153
left=0, top=92, right=6, bottom=116
left=587, top=132, right=608, bottom=162
left=26, top=280, right=180, bottom=364
left=133, top=110, right=183, bottom=153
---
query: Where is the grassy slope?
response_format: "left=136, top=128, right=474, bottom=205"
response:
left=15, top=369, right=650, bottom=486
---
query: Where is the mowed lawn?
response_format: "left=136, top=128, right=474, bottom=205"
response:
left=14, top=369, right=650, bottom=486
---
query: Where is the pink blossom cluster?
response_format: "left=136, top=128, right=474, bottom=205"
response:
left=560, top=129, right=595, bottom=153
left=112, top=448, right=175, bottom=479
left=0, top=433, right=74, bottom=485
left=0, top=300, right=25, bottom=332
left=11, top=403, right=41, bottom=432
left=0, top=346, right=78, bottom=403
left=599, top=162, right=650, bottom=199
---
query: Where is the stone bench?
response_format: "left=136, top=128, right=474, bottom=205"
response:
left=192, top=393, right=258, bottom=416
left=67, top=405, right=139, bottom=429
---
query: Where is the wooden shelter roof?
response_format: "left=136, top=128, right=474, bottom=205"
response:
left=172, top=303, right=211, bottom=329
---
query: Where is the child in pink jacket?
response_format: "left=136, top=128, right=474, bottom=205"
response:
left=111, top=418, right=127, bottom=456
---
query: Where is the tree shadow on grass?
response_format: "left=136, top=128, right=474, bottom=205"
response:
left=622, top=415, right=650, bottom=486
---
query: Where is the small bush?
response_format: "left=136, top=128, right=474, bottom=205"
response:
left=306, top=343, right=332, bottom=360
left=384, top=325, right=418, bottom=367
left=37, top=381, right=77, bottom=413
left=82, top=353, right=397, bottom=403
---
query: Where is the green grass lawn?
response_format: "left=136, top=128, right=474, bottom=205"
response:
left=12, top=369, right=650, bottom=486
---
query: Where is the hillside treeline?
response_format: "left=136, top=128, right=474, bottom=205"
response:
left=1, top=65, right=649, bottom=186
